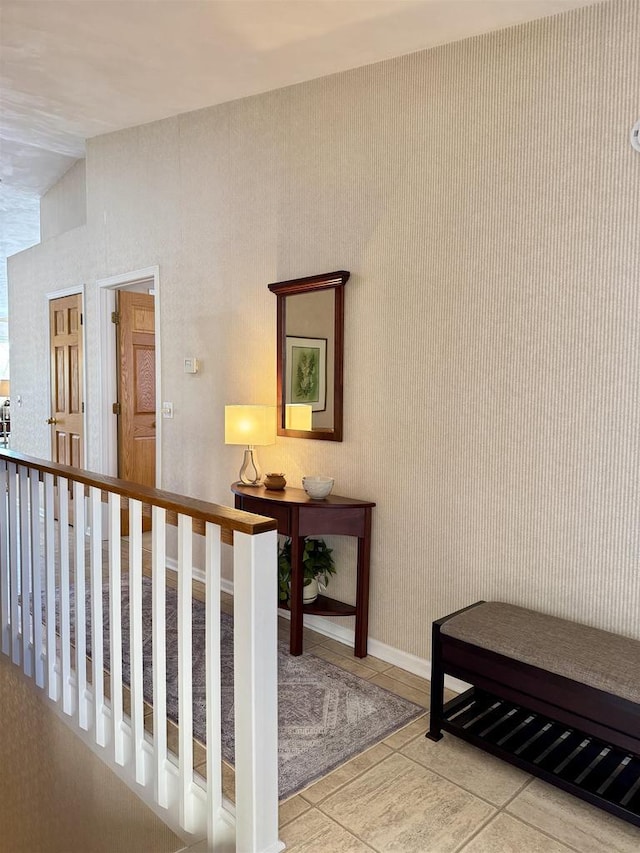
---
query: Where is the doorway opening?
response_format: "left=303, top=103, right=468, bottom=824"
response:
left=97, top=267, right=161, bottom=488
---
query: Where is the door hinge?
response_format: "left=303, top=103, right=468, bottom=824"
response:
left=82, top=402, right=85, bottom=413
left=111, top=311, right=120, bottom=325
left=112, top=402, right=121, bottom=415
left=80, top=312, right=83, bottom=325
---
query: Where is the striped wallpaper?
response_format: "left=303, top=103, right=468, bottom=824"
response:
left=9, top=0, right=640, bottom=662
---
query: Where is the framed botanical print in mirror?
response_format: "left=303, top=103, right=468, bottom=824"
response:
left=268, top=270, right=349, bottom=441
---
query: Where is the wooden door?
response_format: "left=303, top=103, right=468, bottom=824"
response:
left=49, top=294, right=84, bottom=469
left=116, top=290, right=156, bottom=489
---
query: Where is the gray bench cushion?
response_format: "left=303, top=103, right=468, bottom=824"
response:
left=441, top=602, right=640, bottom=705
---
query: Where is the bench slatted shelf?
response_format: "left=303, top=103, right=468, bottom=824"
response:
left=427, top=601, right=640, bottom=828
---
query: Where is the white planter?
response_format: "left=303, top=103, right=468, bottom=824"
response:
left=303, top=578, right=319, bottom=604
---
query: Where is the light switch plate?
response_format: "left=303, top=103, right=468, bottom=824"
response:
left=162, top=402, right=173, bottom=418
left=184, top=357, right=199, bottom=374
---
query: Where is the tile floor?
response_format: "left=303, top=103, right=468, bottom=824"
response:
left=182, top=608, right=640, bottom=853
left=280, top=634, right=640, bottom=853
left=11, top=526, right=640, bottom=852
left=5, top=587, right=640, bottom=852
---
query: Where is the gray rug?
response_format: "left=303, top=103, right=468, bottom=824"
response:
left=66, top=578, right=424, bottom=800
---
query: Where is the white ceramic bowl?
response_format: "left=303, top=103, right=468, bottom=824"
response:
left=302, top=476, right=334, bottom=500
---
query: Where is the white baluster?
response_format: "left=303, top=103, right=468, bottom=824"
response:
left=0, top=460, right=9, bottom=655
left=233, top=528, right=281, bottom=853
left=44, top=473, right=58, bottom=701
left=74, top=481, right=88, bottom=730
left=8, top=462, right=19, bottom=665
left=205, top=522, right=222, bottom=847
left=109, top=492, right=124, bottom=765
left=177, top=513, right=195, bottom=833
left=30, top=472, right=44, bottom=688
left=90, top=486, right=106, bottom=746
left=59, top=477, right=72, bottom=715
left=19, top=466, right=33, bottom=677
left=152, top=505, right=168, bottom=808
left=129, top=498, right=146, bottom=785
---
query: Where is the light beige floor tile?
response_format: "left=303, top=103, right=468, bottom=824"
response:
left=314, top=636, right=394, bottom=672
left=300, top=626, right=328, bottom=648
left=461, top=813, right=575, bottom=852
left=383, top=664, right=432, bottom=693
left=358, top=654, right=396, bottom=673
left=321, top=752, right=495, bottom=853
left=277, top=624, right=326, bottom=650
left=280, top=808, right=375, bottom=852
left=507, top=779, right=640, bottom=853
left=192, top=759, right=235, bottom=803
left=383, top=713, right=429, bottom=749
left=165, top=720, right=207, bottom=767
left=222, top=761, right=236, bottom=802
left=401, top=732, right=530, bottom=806
left=300, top=741, right=393, bottom=804
left=192, top=762, right=235, bottom=801
left=310, top=643, right=379, bottom=679
left=279, top=794, right=312, bottom=827
left=369, top=671, right=428, bottom=707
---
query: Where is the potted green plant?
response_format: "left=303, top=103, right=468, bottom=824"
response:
left=278, top=536, right=336, bottom=604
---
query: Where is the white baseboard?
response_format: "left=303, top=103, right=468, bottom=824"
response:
left=209, top=571, right=470, bottom=696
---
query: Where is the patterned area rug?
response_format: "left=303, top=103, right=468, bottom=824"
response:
left=76, top=578, right=424, bottom=800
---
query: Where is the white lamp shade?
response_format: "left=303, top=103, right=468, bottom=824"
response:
left=225, top=405, right=276, bottom=446
left=285, top=404, right=312, bottom=430
left=0, top=380, right=10, bottom=397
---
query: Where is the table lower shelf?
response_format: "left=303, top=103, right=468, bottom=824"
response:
left=278, top=593, right=356, bottom=618
left=442, top=688, right=640, bottom=827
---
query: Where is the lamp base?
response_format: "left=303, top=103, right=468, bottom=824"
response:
left=239, top=447, right=261, bottom=486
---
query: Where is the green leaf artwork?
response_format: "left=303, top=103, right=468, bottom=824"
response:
left=291, top=346, right=319, bottom=403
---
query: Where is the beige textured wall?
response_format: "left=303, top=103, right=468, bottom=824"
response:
left=8, top=0, right=640, bottom=661
left=40, top=158, right=87, bottom=241
left=0, top=655, right=183, bottom=853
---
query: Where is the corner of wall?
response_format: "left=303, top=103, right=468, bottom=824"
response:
left=40, top=159, right=87, bottom=241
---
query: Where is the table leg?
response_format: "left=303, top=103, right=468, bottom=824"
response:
left=354, top=508, right=372, bottom=658
left=289, top=534, right=304, bottom=655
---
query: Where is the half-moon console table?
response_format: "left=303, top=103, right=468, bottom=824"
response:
left=231, top=483, right=375, bottom=657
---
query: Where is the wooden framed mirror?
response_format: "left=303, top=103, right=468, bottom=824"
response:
left=268, top=270, right=349, bottom=441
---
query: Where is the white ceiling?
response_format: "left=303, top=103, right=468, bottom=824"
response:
left=0, top=0, right=602, bottom=313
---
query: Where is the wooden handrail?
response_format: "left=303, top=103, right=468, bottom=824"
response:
left=0, top=449, right=277, bottom=538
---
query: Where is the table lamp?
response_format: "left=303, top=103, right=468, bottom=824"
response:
left=285, top=403, right=312, bottom=430
left=0, top=380, right=9, bottom=402
left=225, top=405, right=276, bottom=486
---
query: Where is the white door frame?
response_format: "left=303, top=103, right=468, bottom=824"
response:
left=96, top=266, right=161, bottom=485
left=45, top=284, right=87, bottom=465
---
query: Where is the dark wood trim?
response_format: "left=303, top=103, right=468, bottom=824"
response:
left=268, top=270, right=349, bottom=442
left=333, top=282, right=345, bottom=443
left=267, top=270, right=349, bottom=297
left=231, top=483, right=375, bottom=509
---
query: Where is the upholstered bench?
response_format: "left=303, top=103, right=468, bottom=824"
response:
left=427, top=601, right=640, bottom=827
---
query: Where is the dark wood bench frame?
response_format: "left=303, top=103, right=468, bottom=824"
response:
left=427, top=601, right=640, bottom=827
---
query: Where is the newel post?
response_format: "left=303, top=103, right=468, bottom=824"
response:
left=232, top=528, right=283, bottom=853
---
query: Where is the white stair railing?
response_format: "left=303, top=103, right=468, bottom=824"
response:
left=0, top=450, right=283, bottom=853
